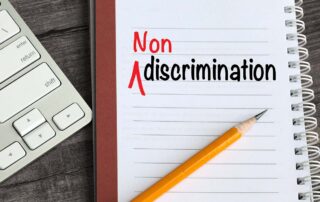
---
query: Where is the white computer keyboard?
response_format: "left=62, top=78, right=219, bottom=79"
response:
left=0, top=0, right=92, bottom=183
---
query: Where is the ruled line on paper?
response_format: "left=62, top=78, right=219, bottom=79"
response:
left=135, top=176, right=279, bottom=180
left=141, top=80, right=273, bottom=83
left=168, top=40, right=269, bottom=44
left=132, top=133, right=276, bottom=138
left=134, top=162, right=278, bottom=166
left=132, top=106, right=274, bottom=110
left=133, top=148, right=276, bottom=152
left=134, top=191, right=279, bottom=194
left=140, top=39, right=269, bottom=43
left=132, top=120, right=274, bottom=124
left=132, top=27, right=269, bottom=30
left=133, top=52, right=270, bottom=56
left=132, top=92, right=273, bottom=96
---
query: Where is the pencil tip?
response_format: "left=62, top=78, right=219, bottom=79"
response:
left=255, top=109, right=268, bottom=120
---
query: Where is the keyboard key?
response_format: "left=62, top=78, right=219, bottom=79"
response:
left=13, top=109, right=46, bottom=137
left=53, top=103, right=85, bottom=130
left=0, top=142, right=26, bottom=170
left=23, top=123, right=55, bottom=150
left=0, top=63, right=61, bottom=123
left=0, top=10, right=20, bottom=44
left=0, top=36, right=40, bottom=83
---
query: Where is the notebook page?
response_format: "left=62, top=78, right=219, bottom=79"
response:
left=116, top=0, right=311, bottom=201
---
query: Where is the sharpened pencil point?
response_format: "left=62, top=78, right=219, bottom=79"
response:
left=255, top=109, right=268, bottom=120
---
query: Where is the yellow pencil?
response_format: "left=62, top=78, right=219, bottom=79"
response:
left=131, top=110, right=268, bottom=202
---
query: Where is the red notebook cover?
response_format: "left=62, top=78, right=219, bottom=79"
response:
left=94, top=0, right=117, bottom=201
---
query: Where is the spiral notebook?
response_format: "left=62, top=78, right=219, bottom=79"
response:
left=95, top=0, right=319, bottom=201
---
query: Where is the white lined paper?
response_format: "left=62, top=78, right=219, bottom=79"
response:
left=116, top=0, right=311, bottom=201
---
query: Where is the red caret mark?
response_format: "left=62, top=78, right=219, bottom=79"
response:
left=128, top=61, right=145, bottom=96
left=128, top=31, right=172, bottom=96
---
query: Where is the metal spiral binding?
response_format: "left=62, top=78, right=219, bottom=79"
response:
left=286, top=0, right=320, bottom=201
